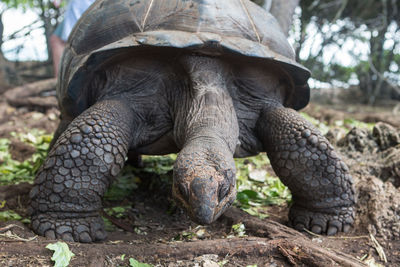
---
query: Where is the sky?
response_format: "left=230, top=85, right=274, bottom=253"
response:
left=1, top=7, right=48, bottom=61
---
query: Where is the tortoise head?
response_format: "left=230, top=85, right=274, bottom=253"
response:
left=173, top=150, right=236, bottom=224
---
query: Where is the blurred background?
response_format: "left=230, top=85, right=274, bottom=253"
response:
left=0, top=0, right=399, bottom=105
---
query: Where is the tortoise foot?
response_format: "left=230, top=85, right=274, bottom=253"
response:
left=31, top=213, right=106, bottom=242
left=289, top=204, right=354, bottom=235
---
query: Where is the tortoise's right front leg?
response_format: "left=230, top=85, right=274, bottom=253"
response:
left=257, top=104, right=355, bottom=235
left=29, top=99, right=134, bottom=242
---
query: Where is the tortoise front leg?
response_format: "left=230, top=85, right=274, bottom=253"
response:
left=29, top=99, right=135, bottom=242
left=257, top=104, right=355, bottom=235
left=49, top=118, right=72, bottom=150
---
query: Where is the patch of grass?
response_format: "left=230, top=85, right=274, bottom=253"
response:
left=0, top=130, right=52, bottom=185
left=335, top=118, right=375, bottom=131
left=301, top=112, right=376, bottom=135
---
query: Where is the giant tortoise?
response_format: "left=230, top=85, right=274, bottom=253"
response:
left=29, top=0, right=355, bottom=242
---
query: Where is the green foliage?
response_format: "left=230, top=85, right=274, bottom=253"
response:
left=235, top=154, right=291, bottom=218
left=298, top=0, right=400, bottom=103
left=46, top=242, right=75, bottom=267
left=0, top=130, right=52, bottom=186
left=231, top=223, right=246, bottom=237
left=301, top=112, right=374, bottom=135
left=173, top=229, right=196, bottom=241
left=173, top=225, right=209, bottom=241
left=104, top=206, right=129, bottom=219
left=104, top=166, right=140, bottom=201
left=218, top=260, right=229, bottom=266
left=300, top=112, right=330, bottom=135
left=0, top=210, right=22, bottom=221
left=1, top=0, right=36, bottom=9
left=141, top=155, right=176, bottom=176
left=104, top=155, right=176, bottom=201
left=101, top=216, right=116, bottom=232
left=1, top=0, right=60, bottom=11
left=335, top=118, right=375, bottom=132
left=129, top=258, right=152, bottom=267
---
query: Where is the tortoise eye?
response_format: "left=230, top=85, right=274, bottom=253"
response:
left=178, top=183, right=189, bottom=202
left=218, top=182, right=230, bottom=202
left=224, top=169, right=235, bottom=184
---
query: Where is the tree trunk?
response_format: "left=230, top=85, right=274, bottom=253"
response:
left=0, top=12, right=3, bottom=50
left=4, top=78, right=57, bottom=109
left=266, top=0, right=300, bottom=36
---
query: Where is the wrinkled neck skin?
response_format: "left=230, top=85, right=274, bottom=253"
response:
left=173, top=55, right=239, bottom=224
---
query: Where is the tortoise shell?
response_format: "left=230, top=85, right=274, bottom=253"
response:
left=58, top=0, right=310, bottom=118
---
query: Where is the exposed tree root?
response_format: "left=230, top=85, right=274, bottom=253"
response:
left=220, top=207, right=366, bottom=267
left=0, top=234, right=366, bottom=266
left=4, top=78, right=57, bottom=109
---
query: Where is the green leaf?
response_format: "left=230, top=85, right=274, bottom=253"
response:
left=129, top=257, right=152, bottom=267
left=0, top=130, right=52, bottom=186
left=104, top=206, right=129, bottom=219
left=0, top=210, right=22, bottom=221
left=46, top=242, right=75, bottom=267
left=239, top=190, right=258, bottom=199
left=231, top=223, right=246, bottom=237
left=236, top=191, right=250, bottom=205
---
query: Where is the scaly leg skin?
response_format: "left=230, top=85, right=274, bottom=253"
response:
left=29, top=99, right=134, bottom=242
left=257, top=104, right=355, bottom=235
left=48, top=118, right=72, bottom=150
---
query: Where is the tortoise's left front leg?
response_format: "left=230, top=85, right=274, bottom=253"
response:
left=29, top=99, right=135, bottom=242
left=257, top=104, right=355, bottom=235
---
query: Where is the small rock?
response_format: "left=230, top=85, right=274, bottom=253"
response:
left=372, top=122, right=400, bottom=151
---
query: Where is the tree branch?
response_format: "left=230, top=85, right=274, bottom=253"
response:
left=368, top=56, right=400, bottom=95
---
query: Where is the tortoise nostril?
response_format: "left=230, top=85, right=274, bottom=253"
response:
left=178, top=183, right=189, bottom=202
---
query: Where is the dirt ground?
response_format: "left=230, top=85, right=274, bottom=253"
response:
left=0, top=88, right=400, bottom=266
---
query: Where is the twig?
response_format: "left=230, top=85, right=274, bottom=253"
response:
left=333, top=0, right=348, bottom=21
left=303, top=228, right=369, bottom=240
left=0, top=224, right=25, bottom=233
left=0, top=231, right=37, bottom=242
left=368, top=56, right=400, bottom=95
left=369, top=233, right=387, bottom=263
left=101, top=210, right=136, bottom=233
left=3, top=19, right=43, bottom=42
left=277, top=244, right=298, bottom=265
